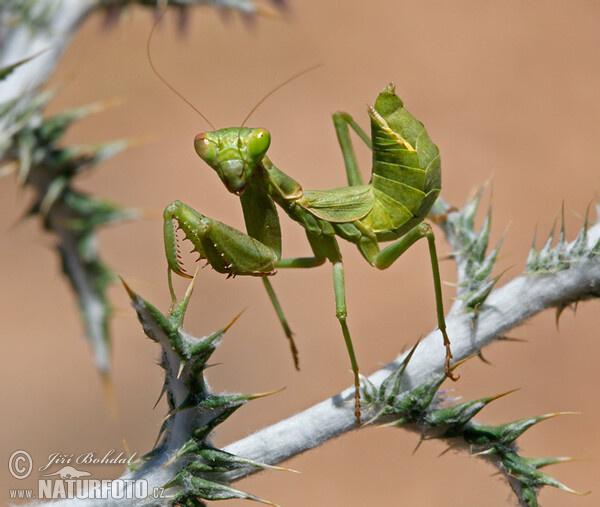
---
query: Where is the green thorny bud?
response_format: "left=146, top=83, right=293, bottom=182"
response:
left=98, top=0, right=289, bottom=28
left=360, top=342, right=589, bottom=506
left=122, top=274, right=288, bottom=506
left=0, top=0, right=57, bottom=35
left=441, top=188, right=506, bottom=316
left=0, top=91, right=139, bottom=380
left=525, top=203, right=600, bottom=326
left=0, top=0, right=287, bottom=36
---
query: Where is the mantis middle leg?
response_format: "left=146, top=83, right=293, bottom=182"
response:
left=298, top=232, right=363, bottom=423
left=266, top=233, right=328, bottom=369
left=262, top=253, right=326, bottom=370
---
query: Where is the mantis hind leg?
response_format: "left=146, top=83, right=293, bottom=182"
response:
left=332, top=260, right=362, bottom=424
left=367, top=223, right=457, bottom=381
left=332, top=112, right=372, bottom=187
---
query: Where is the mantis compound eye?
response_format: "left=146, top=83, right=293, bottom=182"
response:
left=247, top=128, right=271, bottom=160
left=194, top=133, right=216, bottom=164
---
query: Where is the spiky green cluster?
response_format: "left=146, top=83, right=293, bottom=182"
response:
left=123, top=277, right=283, bottom=506
left=440, top=190, right=504, bottom=314
left=1, top=0, right=287, bottom=31
left=525, top=205, right=600, bottom=324
left=1, top=0, right=57, bottom=34
left=361, top=344, right=588, bottom=507
left=526, top=205, right=600, bottom=274
left=98, top=0, right=287, bottom=24
left=0, top=90, right=138, bottom=377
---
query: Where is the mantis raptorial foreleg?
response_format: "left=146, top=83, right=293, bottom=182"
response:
left=163, top=200, right=279, bottom=277
left=165, top=200, right=323, bottom=369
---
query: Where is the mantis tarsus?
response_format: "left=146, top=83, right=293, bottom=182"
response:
left=162, top=83, right=457, bottom=424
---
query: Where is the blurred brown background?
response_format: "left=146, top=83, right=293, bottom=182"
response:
left=2, top=1, right=599, bottom=505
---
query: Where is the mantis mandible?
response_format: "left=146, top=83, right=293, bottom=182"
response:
left=162, top=82, right=457, bottom=424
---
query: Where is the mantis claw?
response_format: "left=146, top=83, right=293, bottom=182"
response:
left=175, top=251, right=192, bottom=278
left=163, top=209, right=194, bottom=279
left=445, top=359, right=459, bottom=382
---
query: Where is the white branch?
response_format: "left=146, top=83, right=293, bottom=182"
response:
left=0, top=0, right=97, bottom=159
left=78, top=219, right=599, bottom=507
left=0, top=0, right=96, bottom=103
left=46, top=222, right=600, bottom=507
left=222, top=222, right=600, bottom=477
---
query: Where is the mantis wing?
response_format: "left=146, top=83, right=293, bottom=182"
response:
left=299, top=185, right=375, bottom=222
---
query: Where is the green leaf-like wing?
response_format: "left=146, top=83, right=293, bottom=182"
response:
left=299, top=184, right=375, bottom=222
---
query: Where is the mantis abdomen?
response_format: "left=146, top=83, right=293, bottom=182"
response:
left=266, top=84, right=441, bottom=254
left=363, top=85, right=442, bottom=239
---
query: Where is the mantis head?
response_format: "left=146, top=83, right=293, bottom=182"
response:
left=194, top=127, right=271, bottom=195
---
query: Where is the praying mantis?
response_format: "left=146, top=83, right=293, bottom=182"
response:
left=162, top=82, right=457, bottom=424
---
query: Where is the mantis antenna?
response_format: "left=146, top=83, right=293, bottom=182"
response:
left=146, top=9, right=216, bottom=130
left=240, top=63, right=323, bottom=127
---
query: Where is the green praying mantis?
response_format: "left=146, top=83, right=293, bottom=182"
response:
left=161, top=80, right=457, bottom=424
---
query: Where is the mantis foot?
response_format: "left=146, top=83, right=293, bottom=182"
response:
left=287, top=331, right=300, bottom=371
left=441, top=328, right=459, bottom=381
left=353, top=381, right=361, bottom=425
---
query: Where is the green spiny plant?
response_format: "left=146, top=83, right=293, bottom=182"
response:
left=201, top=193, right=598, bottom=506
left=438, top=189, right=506, bottom=316
left=525, top=204, right=600, bottom=325
left=0, top=91, right=139, bottom=380
left=120, top=274, right=288, bottom=506
left=360, top=343, right=589, bottom=507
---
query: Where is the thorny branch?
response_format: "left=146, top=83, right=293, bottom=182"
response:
left=84, top=201, right=599, bottom=507
left=4, top=2, right=597, bottom=505
left=220, top=211, right=600, bottom=479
